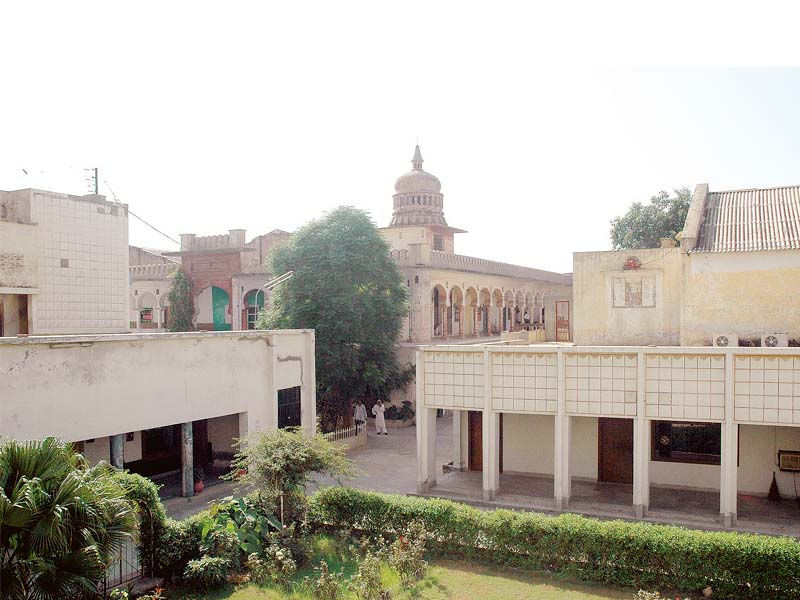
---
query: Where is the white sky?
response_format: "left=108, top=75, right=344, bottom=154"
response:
left=2, top=1, right=800, bottom=273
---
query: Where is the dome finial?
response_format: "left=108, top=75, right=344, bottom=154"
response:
left=412, top=143, right=423, bottom=170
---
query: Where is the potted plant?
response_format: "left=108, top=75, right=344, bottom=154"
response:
left=193, top=467, right=205, bottom=494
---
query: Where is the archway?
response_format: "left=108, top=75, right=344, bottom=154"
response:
left=503, top=290, right=514, bottom=332
left=196, top=286, right=232, bottom=331
left=479, top=288, right=491, bottom=336
left=465, top=287, right=478, bottom=336
left=449, top=286, right=464, bottom=337
left=432, top=285, right=447, bottom=338
left=243, top=289, right=265, bottom=330
left=514, top=290, right=524, bottom=331
left=138, top=292, right=157, bottom=330
left=491, top=289, right=503, bottom=335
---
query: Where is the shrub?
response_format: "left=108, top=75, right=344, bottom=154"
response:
left=200, top=528, right=241, bottom=568
left=349, top=551, right=388, bottom=600
left=262, top=543, right=297, bottom=585
left=153, top=517, right=204, bottom=579
left=183, top=556, right=231, bottom=590
left=309, top=487, right=800, bottom=600
left=388, top=520, right=428, bottom=583
left=307, top=560, right=345, bottom=600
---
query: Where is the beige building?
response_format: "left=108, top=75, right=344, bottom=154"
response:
left=417, top=183, right=800, bottom=536
left=574, top=184, right=800, bottom=347
left=1, top=188, right=129, bottom=336
left=382, top=147, right=572, bottom=408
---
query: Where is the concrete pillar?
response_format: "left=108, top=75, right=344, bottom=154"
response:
left=416, top=351, right=438, bottom=493
left=633, top=416, right=650, bottom=518
left=452, top=410, right=464, bottom=470
left=721, top=352, right=737, bottom=527
left=109, top=434, right=124, bottom=470
left=482, top=410, right=500, bottom=501
left=416, top=408, right=438, bottom=492
left=633, top=350, right=649, bottom=518
left=554, top=350, right=571, bottom=510
left=554, top=412, right=571, bottom=510
left=181, top=422, right=194, bottom=498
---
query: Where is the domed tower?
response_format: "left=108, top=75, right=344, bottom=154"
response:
left=388, top=145, right=465, bottom=253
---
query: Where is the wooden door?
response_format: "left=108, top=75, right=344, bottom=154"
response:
left=598, top=418, right=633, bottom=484
left=555, top=300, right=570, bottom=342
left=467, top=411, right=503, bottom=472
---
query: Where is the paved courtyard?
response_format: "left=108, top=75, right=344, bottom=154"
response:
left=164, top=415, right=800, bottom=537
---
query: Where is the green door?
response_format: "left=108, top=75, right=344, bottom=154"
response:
left=211, top=286, right=231, bottom=331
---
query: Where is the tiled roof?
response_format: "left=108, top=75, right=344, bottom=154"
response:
left=695, top=185, right=800, bottom=252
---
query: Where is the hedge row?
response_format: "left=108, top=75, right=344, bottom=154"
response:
left=309, top=487, right=800, bottom=600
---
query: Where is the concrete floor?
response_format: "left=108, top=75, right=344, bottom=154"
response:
left=164, top=414, right=800, bottom=537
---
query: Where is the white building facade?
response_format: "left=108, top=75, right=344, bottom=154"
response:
left=0, top=329, right=316, bottom=497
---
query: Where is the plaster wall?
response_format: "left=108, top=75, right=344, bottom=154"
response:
left=502, top=414, right=555, bottom=474
left=681, top=251, right=800, bottom=346
left=381, top=226, right=455, bottom=255
left=0, top=330, right=316, bottom=443
left=0, top=221, right=39, bottom=290
left=208, top=413, right=241, bottom=455
left=572, top=248, right=682, bottom=346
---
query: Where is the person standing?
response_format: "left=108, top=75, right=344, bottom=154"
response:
left=372, top=399, right=388, bottom=435
left=354, top=400, right=368, bottom=434
left=523, top=309, right=531, bottom=330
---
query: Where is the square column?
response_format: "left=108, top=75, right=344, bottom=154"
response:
left=452, top=410, right=464, bottom=470
left=416, top=351, right=438, bottom=493
left=633, top=416, right=650, bottom=518
left=416, top=407, right=438, bottom=492
left=181, top=421, right=194, bottom=498
left=554, top=412, right=571, bottom=510
left=720, top=352, right=737, bottom=527
left=109, top=434, right=125, bottom=470
left=482, top=410, right=500, bottom=501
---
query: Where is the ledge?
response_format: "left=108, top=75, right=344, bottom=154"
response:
left=0, top=329, right=314, bottom=346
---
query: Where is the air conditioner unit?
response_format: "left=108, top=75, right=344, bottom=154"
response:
left=761, top=333, right=789, bottom=348
left=712, top=333, right=738, bottom=348
left=778, top=450, right=800, bottom=472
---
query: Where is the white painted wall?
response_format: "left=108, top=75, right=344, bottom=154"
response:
left=0, top=330, right=316, bottom=444
left=502, top=414, right=555, bottom=474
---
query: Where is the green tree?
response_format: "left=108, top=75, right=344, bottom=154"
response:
left=226, top=429, right=356, bottom=523
left=258, top=206, right=410, bottom=429
left=167, top=267, right=194, bottom=331
left=0, top=438, right=136, bottom=600
left=610, top=188, right=692, bottom=250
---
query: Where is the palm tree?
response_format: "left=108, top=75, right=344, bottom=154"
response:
left=0, top=437, right=136, bottom=600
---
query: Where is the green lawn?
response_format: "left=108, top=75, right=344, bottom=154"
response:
left=171, top=560, right=632, bottom=600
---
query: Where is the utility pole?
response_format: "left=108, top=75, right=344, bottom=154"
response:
left=94, top=168, right=98, bottom=194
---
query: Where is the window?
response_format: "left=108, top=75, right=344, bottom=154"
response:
left=278, top=386, right=302, bottom=429
left=433, top=235, right=443, bottom=251
left=140, top=308, right=153, bottom=323
left=651, top=421, right=720, bottom=465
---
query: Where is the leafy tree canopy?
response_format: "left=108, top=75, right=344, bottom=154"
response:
left=258, top=206, right=410, bottom=429
left=610, top=188, right=691, bottom=250
left=0, top=438, right=136, bottom=600
left=226, top=429, right=356, bottom=522
left=168, top=267, right=194, bottom=332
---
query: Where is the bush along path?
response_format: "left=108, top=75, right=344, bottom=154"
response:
left=309, top=487, right=800, bottom=600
